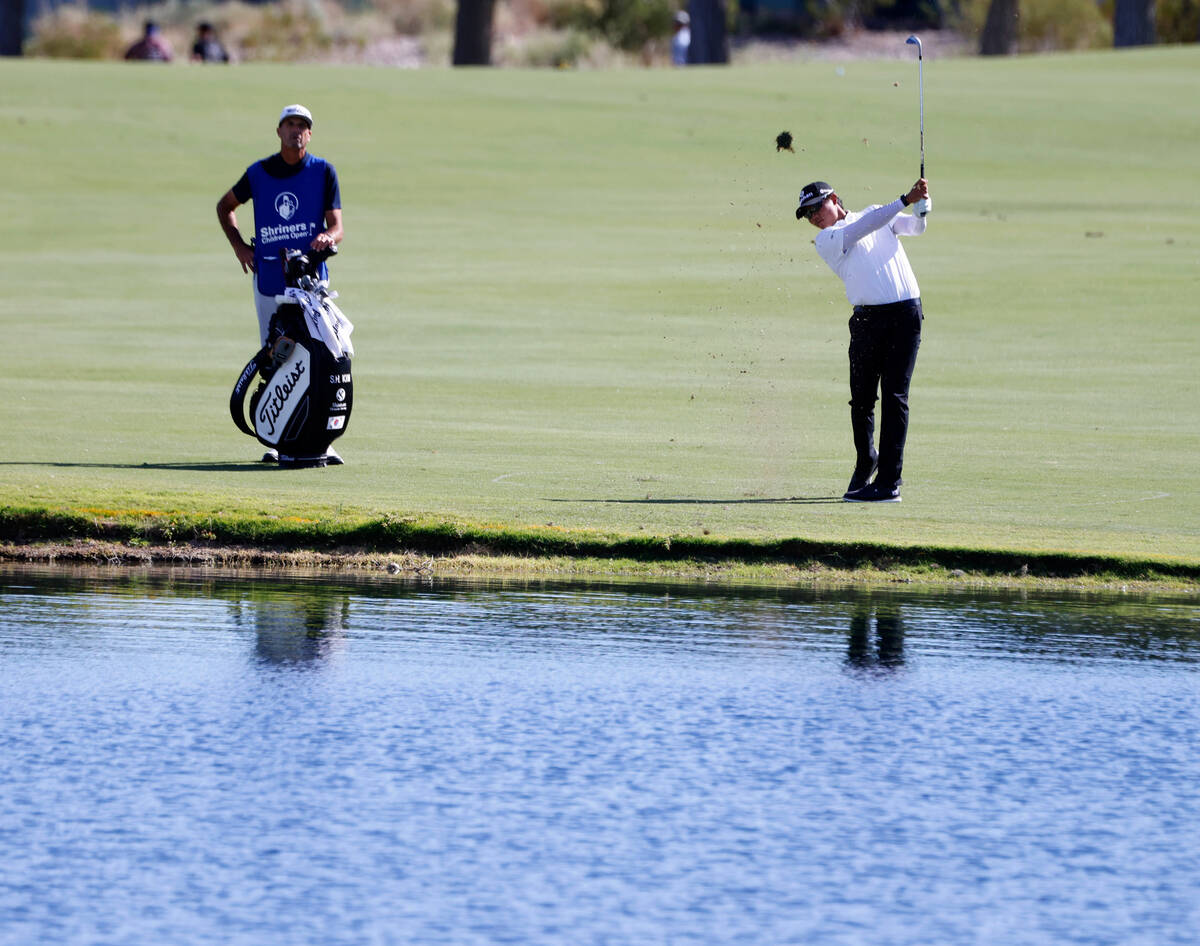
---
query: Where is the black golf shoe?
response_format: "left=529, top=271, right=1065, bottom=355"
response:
left=844, top=482, right=901, bottom=503
left=844, top=457, right=879, bottom=498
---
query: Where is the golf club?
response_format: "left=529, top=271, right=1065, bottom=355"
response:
left=905, top=34, right=927, bottom=216
left=905, top=35, right=924, bottom=176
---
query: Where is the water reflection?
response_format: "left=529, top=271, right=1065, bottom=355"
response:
left=845, top=602, right=905, bottom=672
left=2, top=565, right=1198, bottom=670
left=234, top=594, right=352, bottom=667
left=3, top=564, right=1200, bottom=946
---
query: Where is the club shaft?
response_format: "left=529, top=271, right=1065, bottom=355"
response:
left=907, top=35, right=924, bottom=178
left=918, top=54, right=924, bottom=177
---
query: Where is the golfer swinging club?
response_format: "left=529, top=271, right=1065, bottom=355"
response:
left=797, top=177, right=930, bottom=502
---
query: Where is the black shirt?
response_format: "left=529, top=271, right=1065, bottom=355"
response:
left=192, top=39, right=229, bottom=62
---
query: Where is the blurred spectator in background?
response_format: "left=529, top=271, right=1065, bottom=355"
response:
left=191, top=22, right=230, bottom=63
left=671, top=10, right=690, bottom=65
left=124, top=20, right=173, bottom=61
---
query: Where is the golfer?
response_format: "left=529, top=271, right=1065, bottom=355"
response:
left=797, top=177, right=930, bottom=503
left=216, top=104, right=343, bottom=347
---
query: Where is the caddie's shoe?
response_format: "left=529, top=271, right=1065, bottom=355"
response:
left=278, top=454, right=328, bottom=469
left=845, top=457, right=879, bottom=497
left=844, top=482, right=901, bottom=503
left=324, top=446, right=344, bottom=466
left=261, top=449, right=279, bottom=463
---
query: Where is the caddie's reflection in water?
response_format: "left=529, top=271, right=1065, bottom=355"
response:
left=845, top=602, right=905, bottom=671
left=233, top=593, right=351, bottom=666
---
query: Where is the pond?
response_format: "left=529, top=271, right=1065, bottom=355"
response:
left=1, top=565, right=1197, bottom=945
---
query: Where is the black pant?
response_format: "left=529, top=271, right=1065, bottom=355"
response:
left=848, top=299, right=922, bottom=490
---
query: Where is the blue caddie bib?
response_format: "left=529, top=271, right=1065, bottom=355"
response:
left=248, top=155, right=330, bottom=297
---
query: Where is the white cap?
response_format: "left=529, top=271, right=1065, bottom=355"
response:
left=674, top=10, right=690, bottom=24
left=278, top=104, right=313, bottom=127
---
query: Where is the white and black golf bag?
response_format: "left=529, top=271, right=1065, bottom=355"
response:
left=230, top=247, right=354, bottom=468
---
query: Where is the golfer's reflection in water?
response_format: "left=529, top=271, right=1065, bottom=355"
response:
left=845, top=602, right=906, bottom=671
left=235, top=594, right=351, bottom=667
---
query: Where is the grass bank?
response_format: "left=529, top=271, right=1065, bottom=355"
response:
left=3, top=50, right=1199, bottom=585
left=3, top=506, right=1197, bottom=592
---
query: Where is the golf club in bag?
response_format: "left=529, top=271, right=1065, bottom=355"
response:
left=230, top=246, right=354, bottom=468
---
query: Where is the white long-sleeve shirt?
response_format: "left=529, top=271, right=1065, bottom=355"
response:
left=815, top=198, right=926, bottom=306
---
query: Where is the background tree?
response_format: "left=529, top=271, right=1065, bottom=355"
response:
left=595, top=0, right=675, bottom=53
left=1, top=0, right=25, bottom=56
left=979, top=0, right=1019, bottom=55
left=452, top=0, right=495, bottom=65
left=1113, top=0, right=1156, bottom=46
left=686, top=0, right=728, bottom=64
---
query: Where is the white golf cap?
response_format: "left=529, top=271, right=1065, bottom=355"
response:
left=278, top=104, right=313, bottom=127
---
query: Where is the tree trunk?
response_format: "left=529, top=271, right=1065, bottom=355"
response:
left=979, top=0, right=1019, bottom=55
left=1, top=0, right=25, bottom=56
left=686, top=0, right=728, bottom=65
left=452, top=0, right=495, bottom=66
left=1113, top=0, right=1156, bottom=46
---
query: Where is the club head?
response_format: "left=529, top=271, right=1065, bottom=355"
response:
left=906, top=34, right=922, bottom=50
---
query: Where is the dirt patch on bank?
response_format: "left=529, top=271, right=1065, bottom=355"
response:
left=1, top=539, right=438, bottom=575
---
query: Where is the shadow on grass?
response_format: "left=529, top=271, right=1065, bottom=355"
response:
left=546, top=496, right=844, bottom=506
left=1, top=462, right=272, bottom=473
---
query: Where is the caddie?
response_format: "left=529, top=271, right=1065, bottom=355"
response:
left=216, top=104, right=343, bottom=346
left=796, top=177, right=930, bottom=503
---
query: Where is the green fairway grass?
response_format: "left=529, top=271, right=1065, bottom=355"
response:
left=3, top=48, right=1199, bottom=569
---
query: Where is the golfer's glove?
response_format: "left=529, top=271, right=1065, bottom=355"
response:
left=914, top=197, right=931, bottom=217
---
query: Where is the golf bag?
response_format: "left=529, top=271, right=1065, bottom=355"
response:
left=230, top=247, right=354, bottom=468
